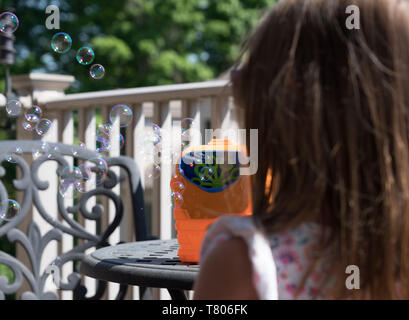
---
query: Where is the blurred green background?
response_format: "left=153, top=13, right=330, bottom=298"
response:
left=0, top=0, right=278, bottom=298
left=0, top=0, right=277, bottom=93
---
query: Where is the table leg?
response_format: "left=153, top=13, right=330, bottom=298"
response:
left=167, top=289, right=188, bottom=300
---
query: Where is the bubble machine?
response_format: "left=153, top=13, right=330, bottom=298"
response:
left=170, top=139, right=252, bottom=263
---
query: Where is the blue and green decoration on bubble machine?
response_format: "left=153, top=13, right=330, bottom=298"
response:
left=170, top=139, right=252, bottom=263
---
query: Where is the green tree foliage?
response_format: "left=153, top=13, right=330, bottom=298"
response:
left=1, top=0, right=277, bottom=93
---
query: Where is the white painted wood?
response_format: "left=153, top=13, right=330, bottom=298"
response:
left=15, top=112, right=35, bottom=298
left=108, top=105, right=121, bottom=300
left=210, top=95, right=240, bottom=142
left=123, top=112, right=135, bottom=300
left=153, top=101, right=172, bottom=241
left=211, top=95, right=228, bottom=130
left=11, top=73, right=75, bottom=93
left=132, top=104, right=146, bottom=189
left=0, top=93, right=6, bottom=107
left=44, top=80, right=231, bottom=109
left=200, top=98, right=212, bottom=139
left=182, top=98, right=203, bottom=146
left=60, top=111, right=74, bottom=300
left=34, top=113, right=59, bottom=295
left=130, top=103, right=145, bottom=300
left=11, top=73, right=75, bottom=109
left=78, top=108, right=97, bottom=298
left=153, top=101, right=172, bottom=300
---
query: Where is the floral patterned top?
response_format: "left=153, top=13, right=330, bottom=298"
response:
left=199, top=215, right=332, bottom=299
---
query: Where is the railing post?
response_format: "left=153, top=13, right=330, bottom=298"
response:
left=152, top=101, right=173, bottom=241
left=153, top=101, right=173, bottom=300
left=211, top=95, right=240, bottom=142
left=78, top=108, right=97, bottom=298
left=58, top=110, right=74, bottom=300
left=182, top=98, right=203, bottom=146
left=126, top=103, right=145, bottom=300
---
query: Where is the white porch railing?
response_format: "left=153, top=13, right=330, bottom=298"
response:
left=9, top=73, right=242, bottom=300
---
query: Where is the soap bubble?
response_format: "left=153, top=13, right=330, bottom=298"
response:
left=74, top=158, right=108, bottom=192
left=51, top=32, right=72, bottom=54
left=171, top=181, right=185, bottom=194
left=153, top=139, right=162, bottom=149
left=136, top=129, right=161, bottom=155
left=119, top=133, right=125, bottom=149
left=58, top=166, right=83, bottom=199
left=147, top=164, right=161, bottom=180
left=32, top=149, right=42, bottom=159
left=97, top=123, right=112, bottom=138
left=72, top=142, right=86, bottom=157
left=152, top=123, right=161, bottom=136
left=47, top=145, right=60, bottom=159
left=6, top=100, right=22, bottom=117
left=22, top=120, right=36, bottom=132
left=109, top=105, right=133, bottom=128
left=78, top=163, right=93, bottom=180
left=140, top=136, right=161, bottom=161
left=59, top=182, right=80, bottom=200
left=23, top=105, right=42, bottom=131
left=76, top=47, right=95, bottom=65
left=36, top=119, right=52, bottom=136
left=98, top=123, right=112, bottom=135
left=90, top=64, right=105, bottom=79
left=134, top=126, right=162, bottom=159
left=181, top=118, right=195, bottom=132
left=40, top=141, right=50, bottom=151
left=95, top=125, right=110, bottom=150
left=86, top=157, right=108, bottom=186
left=74, top=179, right=87, bottom=193
left=74, top=163, right=93, bottom=192
left=0, top=12, right=19, bottom=33
left=151, top=133, right=161, bottom=146
left=96, top=136, right=111, bottom=153
left=32, top=142, right=50, bottom=159
left=95, top=123, right=112, bottom=152
left=0, top=199, right=21, bottom=221
left=199, top=167, right=214, bottom=181
left=95, top=127, right=124, bottom=151
left=25, top=105, right=42, bottom=123
left=5, top=146, right=23, bottom=163
left=58, top=166, right=83, bottom=187
left=171, top=192, right=183, bottom=209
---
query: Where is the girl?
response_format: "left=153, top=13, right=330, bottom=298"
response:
left=193, top=0, right=409, bottom=299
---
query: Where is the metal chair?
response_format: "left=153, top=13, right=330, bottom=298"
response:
left=0, top=140, right=153, bottom=300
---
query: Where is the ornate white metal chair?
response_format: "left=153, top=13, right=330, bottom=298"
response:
left=0, top=140, right=153, bottom=300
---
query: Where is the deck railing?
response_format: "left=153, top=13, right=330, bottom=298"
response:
left=7, top=73, right=242, bottom=300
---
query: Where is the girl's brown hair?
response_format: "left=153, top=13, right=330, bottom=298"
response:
left=232, top=0, right=409, bottom=299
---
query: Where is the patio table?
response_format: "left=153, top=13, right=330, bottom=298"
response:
left=79, top=239, right=199, bottom=300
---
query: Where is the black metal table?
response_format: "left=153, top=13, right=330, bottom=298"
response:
left=79, top=239, right=199, bottom=300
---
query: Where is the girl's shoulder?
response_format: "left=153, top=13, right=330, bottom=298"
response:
left=200, top=215, right=328, bottom=299
left=200, top=215, right=279, bottom=299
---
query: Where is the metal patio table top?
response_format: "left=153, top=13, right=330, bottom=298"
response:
left=79, top=239, right=199, bottom=299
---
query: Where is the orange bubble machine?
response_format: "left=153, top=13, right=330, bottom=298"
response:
left=170, top=139, right=252, bottom=263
